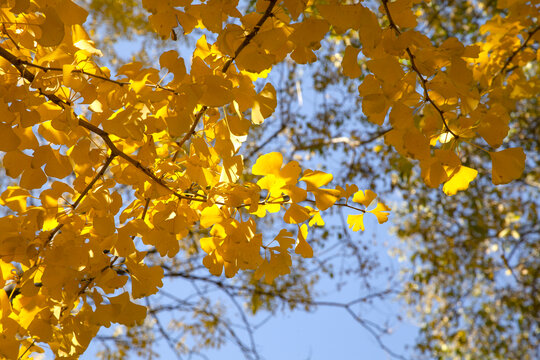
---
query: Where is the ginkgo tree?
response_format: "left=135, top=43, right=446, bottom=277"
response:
left=0, top=0, right=537, bottom=359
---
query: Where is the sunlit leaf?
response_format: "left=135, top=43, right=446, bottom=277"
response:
left=489, top=148, right=526, bottom=185
left=294, top=224, right=312, bottom=258
left=352, top=190, right=377, bottom=207
left=443, top=166, right=478, bottom=195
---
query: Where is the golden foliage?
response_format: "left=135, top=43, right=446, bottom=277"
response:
left=0, top=0, right=536, bottom=357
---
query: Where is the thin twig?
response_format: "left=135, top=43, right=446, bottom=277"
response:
left=142, top=197, right=151, bottom=220
left=294, top=128, right=392, bottom=152
left=17, top=340, right=36, bottom=360
left=222, top=0, right=278, bottom=74
left=45, top=153, right=116, bottom=246
left=218, top=286, right=261, bottom=360
left=2, top=23, right=20, bottom=50
left=145, top=297, right=183, bottom=360
left=9, top=59, right=182, bottom=94
left=162, top=269, right=403, bottom=358
left=0, top=0, right=280, bottom=211
left=496, top=25, right=540, bottom=77
left=172, top=0, right=279, bottom=160
left=0, top=49, right=204, bottom=204
left=381, top=0, right=458, bottom=139
left=246, top=122, right=287, bottom=159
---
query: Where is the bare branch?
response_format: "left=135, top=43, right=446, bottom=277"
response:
left=145, top=297, right=183, bottom=360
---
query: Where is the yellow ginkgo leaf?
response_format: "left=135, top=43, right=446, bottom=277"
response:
left=386, top=0, right=417, bottom=29
left=420, top=157, right=447, bottom=188
left=20, top=168, right=47, bottom=190
left=308, top=210, right=325, bottom=227
left=200, top=236, right=218, bottom=255
left=55, top=0, right=88, bottom=25
left=352, top=189, right=377, bottom=207
left=257, top=175, right=286, bottom=197
left=200, top=205, right=226, bottom=229
left=176, top=10, right=198, bottom=35
left=403, top=129, right=430, bottom=160
left=477, top=113, right=509, bottom=149
left=203, top=251, right=225, bottom=277
left=130, top=72, right=152, bottom=94
left=367, top=55, right=404, bottom=84
left=14, top=295, right=47, bottom=329
left=200, top=75, right=233, bottom=107
left=283, top=203, right=310, bottom=224
left=295, top=224, right=313, bottom=258
left=226, top=114, right=251, bottom=136
left=489, top=148, right=526, bottom=185
left=252, top=152, right=283, bottom=176
left=44, top=150, right=72, bottom=179
left=273, top=229, right=295, bottom=251
left=145, top=230, right=179, bottom=258
left=289, top=18, right=329, bottom=48
left=62, top=64, right=75, bottom=88
left=0, top=124, right=21, bottom=152
left=159, top=50, right=186, bottom=82
left=319, top=4, right=365, bottom=33
left=300, top=169, right=333, bottom=189
left=3, top=150, right=31, bottom=178
left=336, top=184, right=359, bottom=199
left=369, top=202, right=391, bottom=224
left=284, top=184, right=307, bottom=203
left=251, top=83, right=277, bottom=125
left=115, top=224, right=137, bottom=257
left=279, top=161, right=301, bottom=184
left=0, top=187, right=30, bottom=213
left=93, top=216, right=115, bottom=237
left=347, top=213, right=365, bottom=232
left=313, top=188, right=340, bottom=211
left=126, top=254, right=164, bottom=299
left=443, top=166, right=478, bottom=195
left=74, top=39, right=103, bottom=56
left=236, top=43, right=275, bottom=74
left=361, top=94, right=387, bottom=122
left=108, top=293, right=148, bottom=326
left=38, top=7, right=65, bottom=47
left=264, top=253, right=291, bottom=284
left=342, top=45, right=362, bottom=78
left=10, top=0, right=30, bottom=13
left=165, top=111, right=192, bottom=137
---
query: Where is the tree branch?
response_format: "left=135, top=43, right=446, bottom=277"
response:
left=293, top=128, right=392, bottom=152
left=45, top=153, right=116, bottom=246
left=172, top=0, right=279, bottom=160
left=145, top=297, right=183, bottom=360
left=381, top=0, right=459, bottom=140
left=497, top=25, right=540, bottom=77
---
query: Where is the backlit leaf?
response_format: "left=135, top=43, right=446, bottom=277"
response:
left=342, top=45, right=362, bottom=78
left=283, top=203, right=310, bottom=224
left=294, top=224, right=312, bottom=258
left=300, top=169, right=333, bottom=189
left=200, top=205, right=226, bottom=229
left=443, top=166, right=478, bottom=195
left=252, top=152, right=283, bottom=176
left=0, top=124, right=20, bottom=152
left=369, top=202, right=391, bottom=224
left=38, top=7, right=65, bottom=47
left=352, top=190, right=377, bottom=207
left=489, top=148, right=526, bottom=185
left=347, top=214, right=365, bottom=232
